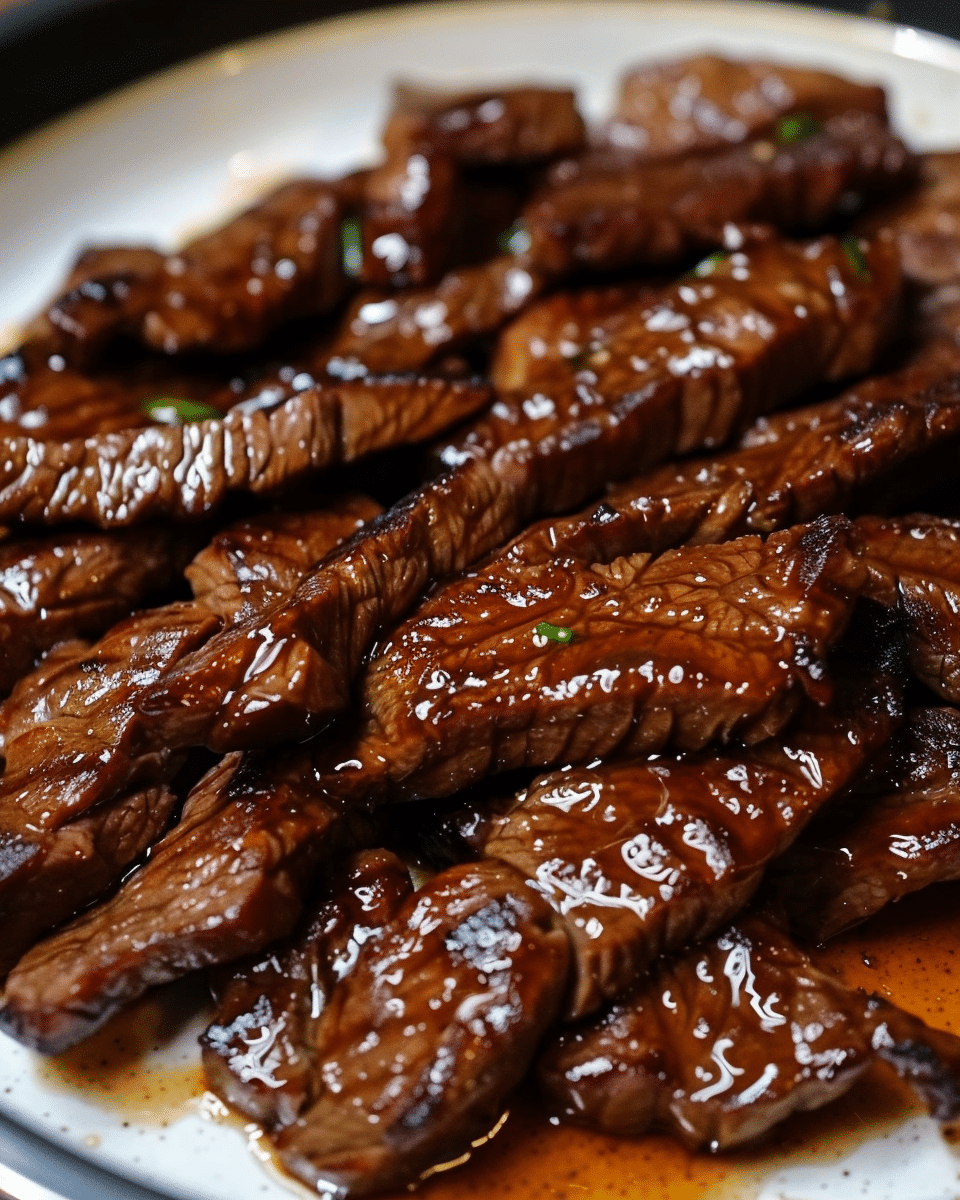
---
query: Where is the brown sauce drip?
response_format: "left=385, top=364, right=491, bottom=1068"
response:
left=28, top=884, right=960, bottom=1194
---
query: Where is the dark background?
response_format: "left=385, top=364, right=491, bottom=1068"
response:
left=0, top=0, right=957, bottom=149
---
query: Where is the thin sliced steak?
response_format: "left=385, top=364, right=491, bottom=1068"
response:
left=202, top=849, right=414, bottom=1130
left=524, top=114, right=914, bottom=275
left=856, top=514, right=960, bottom=703
left=0, top=375, right=489, bottom=528
left=465, top=625, right=903, bottom=1019
left=771, top=707, right=960, bottom=940
left=0, top=524, right=195, bottom=695
left=269, top=859, right=569, bottom=1197
left=439, top=235, right=901, bottom=514
left=539, top=915, right=960, bottom=1149
left=322, top=517, right=867, bottom=803
left=0, top=750, right=354, bottom=1052
left=605, top=54, right=887, bottom=158
left=383, top=83, right=586, bottom=164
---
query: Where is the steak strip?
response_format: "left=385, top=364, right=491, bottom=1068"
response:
left=539, top=914, right=960, bottom=1150
left=0, top=375, right=489, bottom=528
left=142, top=235, right=898, bottom=752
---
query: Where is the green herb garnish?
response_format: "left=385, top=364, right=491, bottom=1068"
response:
left=498, top=220, right=532, bottom=257
left=841, top=235, right=872, bottom=281
left=341, top=217, right=363, bottom=278
left=535, top=621, right=574, bottom=644
left=140, top=397, right=222, bottom=426
left=775, top=112, right=821, bottom=143
left=680, top=250, right=727, bottom=283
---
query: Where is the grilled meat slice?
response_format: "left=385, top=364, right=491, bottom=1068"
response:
left=771, top=708, right=960, bottom=940
left=0, top=749, right=353, bottom=1053
left=440, top=235, right=901, bottom=514
left=539, top=915, right=960, bottom=1149
left=326, top=257, right=546, bottom=376
left=269, top=860, right=569, bottom=1197
left=383, top=83, right=586, bottom=165
left=524, top=114, right=914, bottom=276
left=502, top=347, right=960, bottom=568
left=0, top=375, right=489, bottom=528
left=139, top=456, right=524, bottom=751
left=202, top=849, right=414, bottom=1130
left=860, top=152, right=960, bottom=287
left=30, top=180, right=345, bottom=365
left=0, top=524, right=194, bottom=695
left=465, top=639, right=903, bottom=1020
left=324, top=517, right=866, bottom=803
left=856, top=515, right=960, bottom=703
left=186, top=497, right=382, bottom=625
left=605, top=54, right=887, bottom=159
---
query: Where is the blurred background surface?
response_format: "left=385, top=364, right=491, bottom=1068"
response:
left=0, top=0, right=958, bottom=149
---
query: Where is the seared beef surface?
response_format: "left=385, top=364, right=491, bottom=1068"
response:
left=772, top=707, right=960, bottom=939
left=605, top=54, right=887, bottom=158
left=464, top=644, right=902, bottom=1020
left=0, top=524, right=194, bottom=695
left=539, top=915, right=960, bottom=1149
left=0, top=374, right=490, bottom=528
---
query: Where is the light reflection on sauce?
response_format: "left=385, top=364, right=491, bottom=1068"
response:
left=28, top=882, right=960, bottom=1197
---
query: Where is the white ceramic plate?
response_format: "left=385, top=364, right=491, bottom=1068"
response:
left=3, top=4, right=960, bottom=1199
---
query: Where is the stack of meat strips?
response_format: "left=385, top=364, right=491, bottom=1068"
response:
left=5, top=52, right=960, bottom=1196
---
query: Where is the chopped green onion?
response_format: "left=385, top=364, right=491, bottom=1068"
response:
left=341, top=217, right=363, bottom=278
left=775, top=112, right=821, bottom=143
left=841, top=235, right=872, bottom=281
left=680, top=250, right=727, bottom=283
left=498, top=220, right=532, bottom=256
left=140, top=397, right=222, bottom=426
left=535, top=620, right=574, bottom=644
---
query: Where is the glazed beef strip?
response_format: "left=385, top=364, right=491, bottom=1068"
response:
left=319, top=516, right=867, bottom=804
left=266, top=859, right=569, bottom=1197
left=460, top=621, right=904, bottom=1020
left=495, top=344, right=960, bottom=569
left=771, top=707, right=960, bottom=940
left=523, top=113, right=914, bottom=276
left=605, top=54, right=887, bottom=158
left=32, top=179, right=346, bottom=366
left=855, top=514, right=960, bottom=703
left=142, top=235, right=898, bottom=753
left=325, top=256, right=547, bottom=376
left=0, top=501, right=376, bottom=974
left=0, top=374, right=489, bottom=528
left=202, top=848, right=415, bottom=1130
left=0, top=524, right=195, bottom=695
left=0, top=748, right=365, bottom=1053
left=539, top=915, right=960, bottom=1150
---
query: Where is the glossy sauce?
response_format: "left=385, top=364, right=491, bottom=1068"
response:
left=29, top=882, right=960, bottom=1197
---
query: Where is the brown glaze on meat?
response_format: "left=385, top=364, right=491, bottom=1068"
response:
left=500, top=347, right=960, bottom=569
left=0, top=750, right=352, bottom=1053
left=856, top=514, right=960, bottom=703
left=772, top=708, right=960, bottom=940
left=0, top=375, right=489, bottom=528
left=439, top=235, right=901, bottom=514
left=186, top=496, right=382, bottom=625
left=605, top=55, right=887, bottom=159
left=383, top=83, right=586, bottom=165
left=202, top=849, right=414, bottom=1130
left=539, top=915, right=960, bottom=1150
left=525, top=114, right=914, bottom=276
left=467, top=650, right=902, bottom=1020
left=325, top=517, right=866, bottom=804
left=270, top=859, right=570, bottom=1197
left=326, top=257, right=546, bottom=376
left=860, top=152, right=960, bottom=286
left=0, top=525, right=195, bottom=695
left=139, top=456, right=525, bottom=752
